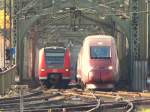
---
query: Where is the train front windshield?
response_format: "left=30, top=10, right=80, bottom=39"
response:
left=90, top=46, right=111, bottom=59
left=45, top=49, right=65, bottom=68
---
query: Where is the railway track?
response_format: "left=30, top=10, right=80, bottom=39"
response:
left=0, top=87, right=150, bottom=112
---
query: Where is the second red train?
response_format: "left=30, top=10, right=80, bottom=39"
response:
left=35, top=46, right=71, bottom=88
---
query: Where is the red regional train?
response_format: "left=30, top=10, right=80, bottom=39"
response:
left=77, top=35, right=119, bottom=89
left=35, top=46, right=71, bottom=88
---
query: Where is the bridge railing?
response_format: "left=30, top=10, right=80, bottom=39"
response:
left=0, top=65, right=17, bottom=95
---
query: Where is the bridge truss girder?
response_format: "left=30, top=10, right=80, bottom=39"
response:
left=13, top=0, right=128, bottom=82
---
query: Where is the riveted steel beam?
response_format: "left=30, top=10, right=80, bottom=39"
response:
left=130, top=0, right=148, bottom=91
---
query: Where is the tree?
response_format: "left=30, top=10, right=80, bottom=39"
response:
left=0, top=10, right=10, bottom=30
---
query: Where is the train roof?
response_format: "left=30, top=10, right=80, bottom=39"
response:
left=44, top=46, right=66, bottom=50
left=83, top=35, right=115, bottom=46
left=84, top=35, right=114, bottom=41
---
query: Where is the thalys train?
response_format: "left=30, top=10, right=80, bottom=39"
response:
left=35, top=46, right=71, bottom=88
left=77, top=35, right=120, bottom=89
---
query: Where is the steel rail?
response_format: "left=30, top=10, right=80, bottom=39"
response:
left=0, top=91, right=43, bottom=101
left=0, top=89, right=150, bottom=112
left=124, top=100, right=134, bottom=112
left=0, top=93, right=60, bottom=105
left=1, top=98, right=150, bottom=112
left=63, top=89, right=150, bottom=98
left=86, top=89, right=102, bottom=112
left=1, top=102, right=98, bottom=112
left=0, top=93, right=62, bottom=108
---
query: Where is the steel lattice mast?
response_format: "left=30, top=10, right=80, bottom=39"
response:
left=130, top=0, right=148, bottom=91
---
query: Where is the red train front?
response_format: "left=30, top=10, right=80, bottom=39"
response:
left=77, top=35, right=120, bottom=89
left=37, top=47, right=71, bottom=88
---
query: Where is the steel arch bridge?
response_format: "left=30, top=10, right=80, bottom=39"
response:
left=11, top=0, right=149, bottom=91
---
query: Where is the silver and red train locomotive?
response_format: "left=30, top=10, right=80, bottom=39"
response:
left=77, top=35, right=120, bottom=89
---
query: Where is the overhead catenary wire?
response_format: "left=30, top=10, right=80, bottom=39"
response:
left=105, top=0, right=124, bottom=5
left=80, top=6, right=150, bottom=16
left=16, top=0, right=40, bottom=15
left=76, top=2, right=150, bottom=17
left=16, top=2, right=150, bottom=22
left=79, top=7, right=150, bottom=19
left=80, top=4, right=149, bottom=15
left=16, top=0, right=124, bottom=19
left=105, top=9, right=150, bottom=16
left=15, top=0, right=150, bottom=21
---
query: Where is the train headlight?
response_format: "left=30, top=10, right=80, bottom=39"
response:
left=108, top=66, right=113, bottom=70
left=41, top=68, right=45, bottom=71
left=65, top=69, right=69, bottom=72
left=89, top=65, right=94, bottom=70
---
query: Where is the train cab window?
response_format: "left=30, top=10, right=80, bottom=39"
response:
left=90, top=46, right=111, bottom=59
left=45, top=51, right=65, bottom=68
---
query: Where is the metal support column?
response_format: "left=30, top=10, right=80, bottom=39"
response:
left=146, top=0, right=149, bottom=60
left=9, top=0, right=12, bottom=65
left=14, top=0, right=24, bottom=83
left=3, top=0, right=7, bottom=68
left=18, top=0, right=24, bottom=83
left=130, top=0, right=148, bottom=91
left=13, top=0, right=18, bottom=65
